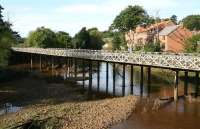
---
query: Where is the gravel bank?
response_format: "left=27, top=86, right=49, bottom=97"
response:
left=0, top=96, right=138, bottom=129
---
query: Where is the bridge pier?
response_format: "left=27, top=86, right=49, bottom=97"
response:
left=88, top=60, right=93, bottom=97
left=51, top=56, right=54, bottom=75
left=130, top=65, right=134, bottom=95
left=113, top=63, right=116, bottom=96
left=122, top=64, right=126, bottom=96
left=97, top=61, right=100, bottom=93
left=74, top=58, right=77, bottom=78
left=82, top=59, right=85, bottom=88
left=106, top=62, right=109, bottom=95
left=140, top=66, right=144, bottom=97
left=184, top=71, right=188, bottom=96
left=174, top=71, right=179, bottom=101
left=195, top=72, right=199, bottom=98
left=39, top=55, right=42, bottom=71
left=147, top=67, right=151, bottom=97
left=30, top=54, right=33, bottom=70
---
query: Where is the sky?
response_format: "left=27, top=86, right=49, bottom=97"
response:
left=1, top=0, right=200, bottom=37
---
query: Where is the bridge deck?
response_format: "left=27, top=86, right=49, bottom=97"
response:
left=12, top=47, right=200, bottom=71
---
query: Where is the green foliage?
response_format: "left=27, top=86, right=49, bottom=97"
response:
left=112, top=32, right=126, bottom=50
left=26, top=27, right=58, bottom=48
left=170, top=15, right=177, bottom=24
left=0, top=4, right=17, bottom=68
left=182, top=15, right=200, bottom=31
left=73, top=27, right=104, bottom=50
left=56, top=31, right=72, bottom=48
left=184, top=34, right=200, bottom=53
left=110, top=5, right=150, bottom=32
left=144, top=42, right=161, bottom=52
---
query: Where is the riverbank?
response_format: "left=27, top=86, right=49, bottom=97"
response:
left=0, top=96, right=138, bottom=129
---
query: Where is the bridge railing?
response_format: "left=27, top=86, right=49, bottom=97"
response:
left=11, top=47, right=200, bottom=71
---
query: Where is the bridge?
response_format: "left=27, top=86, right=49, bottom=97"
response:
left=11, top=47, right=200, bottom=101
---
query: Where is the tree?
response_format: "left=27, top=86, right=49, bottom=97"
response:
left=73, top=27, right=90, bottom=49
left=170, top=15, right=177, bottom=24
left=0, top=4, right=17, bottom=68
left=110, top=5, right=149, bottom=32
left=26, top=27, right=58, bottom=48
left=184, top=34, right=200, bottom=53
left=182, top=15, right=200, bottom=31
left=88, top=28, right=105, bottom=50
left=112, top=32, right=126, bottom=50
left=73, top=27, right=104, bottom=50
left=144, top=42, right=161, bottom=52
left=56, top=31, right=72, bottom=48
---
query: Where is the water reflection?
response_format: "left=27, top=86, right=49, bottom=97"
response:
left=0, top=103, right=21, bottom=115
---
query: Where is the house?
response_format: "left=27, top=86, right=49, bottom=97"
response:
left=125, top=20, right=192, bottom=52
left=159, top=25, right=192, bottom=52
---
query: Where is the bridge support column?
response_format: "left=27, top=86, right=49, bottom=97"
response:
left=106, top=62, right=109, bottom=95
left=39, top=55, right=42, bottom=71
left=130, top=65, right=134, bottom=95
left=122, top=64, right=126, bottom=96
left=51, top=56, right=54, bottom=75
left=195, top=72, right=199, bottom=98
left=30, top=54, right=33, bottom=71
left=184, top=71, right=188, bottom=96
left=147, top=67, right=151, bottom=97
left=74, top=58, right=77, bottom=78
left=140, top=66, right=144, bottom=97
left=82, top=59, right=85, bottom=88
left=113, top=63, right=116, bottom=96
left=97, top=61, right=100, bottom=93
left=174, top=71, right=179, bottom=102
left=88, top=60, right=93, bottom=97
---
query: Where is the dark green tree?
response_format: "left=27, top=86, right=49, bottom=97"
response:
left=170, top=15, right=177, bottom=24
left=88, top=28, right=105, bottom=50
left=73, top=27, right=90, bottom=49
left=110, top=5, right=149, bottom=32
left=112, top=32, right=126, bottom=50
left=182, top=15, right=200, bottom=31
left=56, top=31, right=72, bottom=48
left=0, top=4, right=17, bottom=68
left=73, top=27, right=104, bottom=50
left=26, top=27, right=58, bottom=48
left=184, top=34, right=200, bottom=53
left=144, top=42, right=161, bottom=52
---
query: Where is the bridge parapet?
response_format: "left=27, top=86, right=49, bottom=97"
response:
left=12, top=47, right=200, bottom=71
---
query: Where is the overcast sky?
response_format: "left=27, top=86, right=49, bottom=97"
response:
left=1, top=0, right=200, bottom=37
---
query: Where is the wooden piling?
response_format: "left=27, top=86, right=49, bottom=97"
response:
left=113, top=63, right=116, bottom=96
left=122, top=64, right=126, bottom=96
left=97, top=61, right=100, bottom=93
left=195, top=72, right=199, bottom=98
left=88, top=60, right=93, bottom=96
left=184, top=71, right=188, bottom=96
left=130, top=65, right=134, bottom=95
left=82, top=59, right=85, bottom=88
left=106, top=62, right=109, bottom=95
left=147, top=67, right=151, bottom=97
left=140, top=66, right=144, bottom=97
left=174, top=71, right=179, bottom=101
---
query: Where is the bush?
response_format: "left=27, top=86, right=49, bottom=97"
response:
left=184, top=34, right=200, bottom=53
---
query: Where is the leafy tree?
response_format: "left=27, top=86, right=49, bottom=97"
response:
left=184, top=34, right=200, bottom=53
left=73, top=27, right=90, bottom=49
left=182, top=15, right=200, bottom=31
left=0, top=4, right=17, bottom=68
left=26, top=27, right=58, bottom=48
left=144, top=42, right=161, bottom=52
left=88, top=28, right=105, bottom=50
left=170, top=15, right=177, bottom=24
left=56, top=31, right=72, bottom=48
left=112, top=32, right=126, bottom=50
left=73, top=27, right=104, bottom=50
left=110, top=5, right=149, bottom=32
